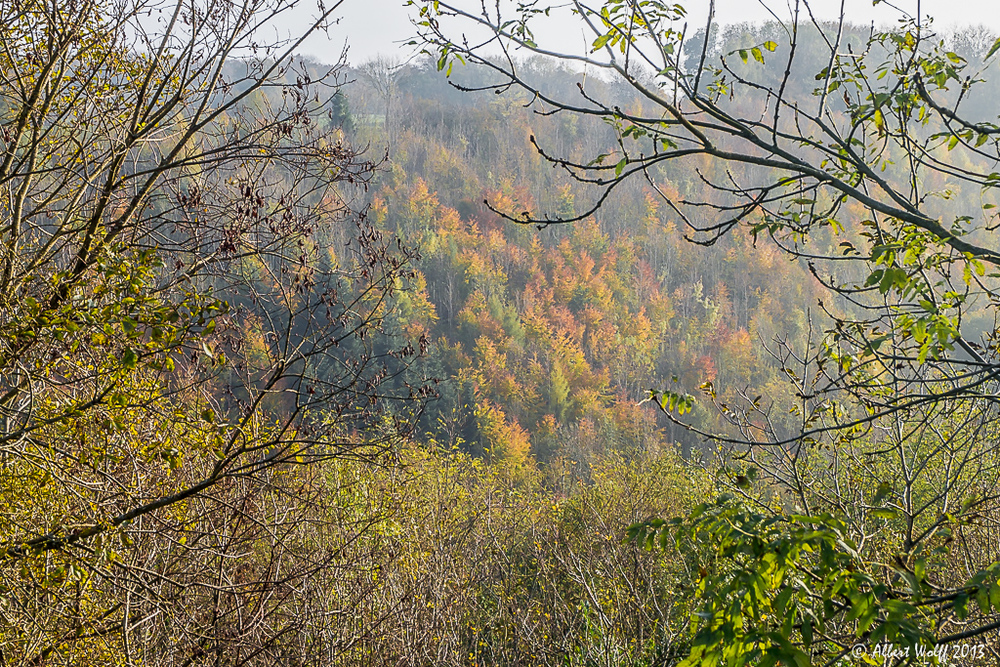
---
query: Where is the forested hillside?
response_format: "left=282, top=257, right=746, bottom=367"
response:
left=343, top=55, right=830, bottom=465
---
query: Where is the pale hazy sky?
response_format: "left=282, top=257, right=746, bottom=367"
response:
left=286, top=0, right=1000, bottom=65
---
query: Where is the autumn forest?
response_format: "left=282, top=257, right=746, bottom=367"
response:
left=7, top=0, right=1000, bottom=665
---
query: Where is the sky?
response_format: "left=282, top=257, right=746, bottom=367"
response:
left=282, top=0, right=1000, bottom=66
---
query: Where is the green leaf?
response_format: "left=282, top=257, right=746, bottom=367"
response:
left=846, top=595, right=868, bottom=622
left=986, top=36, right=1000, bottom=60
left=615, top=157, right=627, bottom=176
left=763, top=41, right=777, bottom=52
left=858, top=606, right=878, bottom=634
left=977, top=588, right=990, bottom=614
left=122, top=348, right=138, bottom=370
left=955, top=593, right=970, bottom=619
left=774, top=586, right=795, bottom=615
